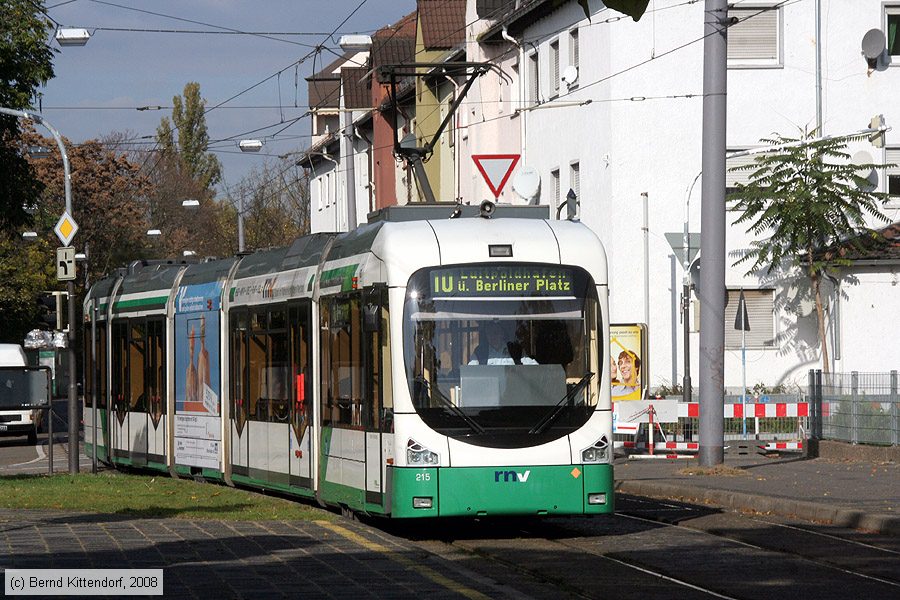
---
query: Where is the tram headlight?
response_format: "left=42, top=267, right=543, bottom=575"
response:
left=407, top=438, right=439, bottom=465
left=581, top=435, right=610, bottom=464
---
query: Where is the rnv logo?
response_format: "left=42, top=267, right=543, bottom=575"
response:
left=494, top=470, right=531, bottom=483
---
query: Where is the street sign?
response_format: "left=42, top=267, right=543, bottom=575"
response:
left=734, top=289, right=750, bottom=331
left=664, top=232, right=701, bottom=265
left=54, top=211, right=79, bottom=247
left=472, top=154, right=520, bottom=199
left=57, top=247, right=75, bottom=281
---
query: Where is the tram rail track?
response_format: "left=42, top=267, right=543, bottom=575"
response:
left=381, top=495, right=900, bottom=600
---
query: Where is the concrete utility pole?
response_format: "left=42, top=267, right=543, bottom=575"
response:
left=1, top=107, right=80, bottom=473
left=698, top=0, right=728, bottom=467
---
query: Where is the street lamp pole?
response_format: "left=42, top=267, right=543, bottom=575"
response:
left=1, top=107, right=80, bottom=473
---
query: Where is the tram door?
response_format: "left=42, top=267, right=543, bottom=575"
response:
left=319, top=287, right=388, bottom=509
left=289, top=304, right=313, bottom=490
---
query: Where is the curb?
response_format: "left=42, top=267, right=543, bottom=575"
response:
left=615, top=479, right=900, bottom=537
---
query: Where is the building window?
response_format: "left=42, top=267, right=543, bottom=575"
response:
left=887, top=148, right=900, bottom=198
left=528, top=51, right=539, bottom=104
left=570, top=162, right=580, bottom=203
left=550, top=40, right=560, bottom=96
left=551, top=168, right=560, bottom=216
left=724, top=289, right=775, bottom=349
left=727, top=6, right=781, bottom=67
left=888, top=7, right=900, bottom=56
left=317, top=178, right=323, bottom=211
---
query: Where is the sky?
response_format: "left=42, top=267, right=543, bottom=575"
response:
left=38, top=0, right=417, bottom=194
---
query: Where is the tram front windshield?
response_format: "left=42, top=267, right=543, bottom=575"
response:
left=403, top=264, right=601, bottom=449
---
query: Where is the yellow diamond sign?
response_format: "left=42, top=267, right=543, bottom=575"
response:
left=54, top=211, right=79, bottom=246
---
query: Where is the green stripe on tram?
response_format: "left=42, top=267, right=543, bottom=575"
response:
left=112, top=295, right=169, bottom=311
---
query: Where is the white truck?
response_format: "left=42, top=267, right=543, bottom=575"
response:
left=0, top=343, right=43, bottom=444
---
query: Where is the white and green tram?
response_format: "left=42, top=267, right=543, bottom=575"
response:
left=84, top=206, right=613, bottom=517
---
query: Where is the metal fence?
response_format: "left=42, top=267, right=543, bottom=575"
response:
left=808, top=370, right=900, bottom=446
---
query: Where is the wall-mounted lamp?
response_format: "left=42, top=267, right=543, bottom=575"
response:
left=146, top=229, right=162, bottom=236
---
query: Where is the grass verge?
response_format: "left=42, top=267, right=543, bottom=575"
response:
left=0, top=472, right=330, bottom=521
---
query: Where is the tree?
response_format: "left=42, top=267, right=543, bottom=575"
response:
left=21, top=128, right=151, bottom=284
left=156, top=82, right=221, bottom=189
left=0, top=0, right=55, bottom=232
left=222, top=156, right=310, bottom=253
left=728, top=130, right=892, bottom=373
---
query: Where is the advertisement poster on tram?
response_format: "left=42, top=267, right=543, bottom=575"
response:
left=174, top=281, right=222, bottom=469
left=610, top=324, right=645, bottom=401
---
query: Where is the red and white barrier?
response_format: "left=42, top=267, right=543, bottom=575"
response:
left=615, top=441, right=700, bottom=451
left=759, top=441, right=804, bottom=451
left=675, top=402, right=809, bottom=419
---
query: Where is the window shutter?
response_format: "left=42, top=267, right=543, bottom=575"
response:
left=551, top=169, right=560, bottom=213
left=724, top=289, right=775, bottom=348
left=726, top=152, right=760, bottom=188
left=728, top=8, right=779, bottom=62
left=887, top=148, right=900, bottom=196
left=570, top=162, right=580, bottom=200
left=570, top=29, right=579, bottom=68
left=550, top=41, right=560, bottom=93
left=529, top=53, right=539, bottom=103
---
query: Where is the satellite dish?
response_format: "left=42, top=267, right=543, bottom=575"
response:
left=512, top=166, right=541, bottom=203
left=561, top=65, right=579, bottom=86
left=852, top=150, right=877, bottom=190
left=861, top=29, right=886, bottom=60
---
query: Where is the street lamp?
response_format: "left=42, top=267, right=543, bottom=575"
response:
left=238, top=139, right=263, bottom=152
left=146, top=229, right=162, bottom=236
left=55, top=28, right=91, bottom=47
left=181, top=199, right=200, bottom=208
left=1, top=106, right=80, bottom=474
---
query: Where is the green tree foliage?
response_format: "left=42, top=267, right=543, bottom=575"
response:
left=156, top=82, right=221, bottom=189
left=728, top=130, right=892, bottom=372
left=0, top=0, right=55, bottom=232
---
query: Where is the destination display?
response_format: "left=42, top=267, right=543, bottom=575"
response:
left=429, top=265, right=575, bottom=297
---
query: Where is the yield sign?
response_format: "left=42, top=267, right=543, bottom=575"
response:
left=472, top=154, right=520, bottom=199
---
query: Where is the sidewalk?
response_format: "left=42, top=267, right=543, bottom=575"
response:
left=614, top=448, right=900, bottom=536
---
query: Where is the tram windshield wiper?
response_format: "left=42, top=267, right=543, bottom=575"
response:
left=417, top=377, right=485, bottom=435
left=528, top=372, right=594, bottom=435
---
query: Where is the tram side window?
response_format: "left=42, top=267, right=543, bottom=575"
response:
left=268, top=309, right=290, bottom=423
left=248, top=310, right=267, bottom=422
left=129, top=321, right=146, bottom=412
left=321, top=295, right=364, bottom=427
left=111, top=322, right=128, bottom=412
left=146, top=319, right=165, bottom=418
left=364, top=287, right=390, bottom=431
left=83, top=328, right=93, bottom=409
left=230, top=311, right=248, bottom=421
left=96, top=322, right=108, bottom=409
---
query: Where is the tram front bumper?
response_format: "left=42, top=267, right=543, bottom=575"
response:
left=390, top=464, right=614, bottom=518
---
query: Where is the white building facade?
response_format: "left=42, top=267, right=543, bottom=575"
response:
left=304, top=0, right=900, bottom=391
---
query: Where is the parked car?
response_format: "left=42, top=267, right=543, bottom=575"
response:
left=0, top=344, right=43, bottom=444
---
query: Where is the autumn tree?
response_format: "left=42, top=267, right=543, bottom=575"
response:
left=0, top=0, right=55, bottom=232
left=22, top=129, right=151, bottom=282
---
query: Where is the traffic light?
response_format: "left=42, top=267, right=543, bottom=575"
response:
left=36, top=292, right=63, bottom=330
